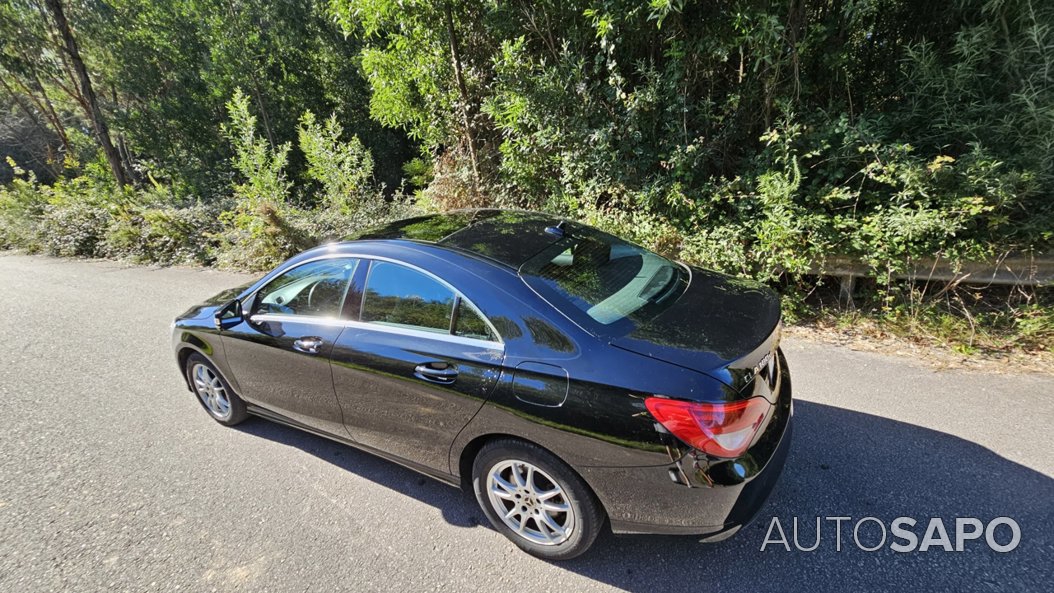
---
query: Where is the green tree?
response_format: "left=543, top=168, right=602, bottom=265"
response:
left=42, top=0, right=130, bottom=186
left=331, top=0, right=494, bottom=190
left=298, top=110, right=375, bottom=211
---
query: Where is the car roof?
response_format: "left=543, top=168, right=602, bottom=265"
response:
left=347, top=209, right=566, bottom=269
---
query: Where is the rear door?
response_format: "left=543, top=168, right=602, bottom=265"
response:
left=330, top=259, right=504, bottom=473
left=221, top=257, right=359, bottom=435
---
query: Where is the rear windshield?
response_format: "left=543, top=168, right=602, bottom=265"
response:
left=520, top=225, right=688, bottom=334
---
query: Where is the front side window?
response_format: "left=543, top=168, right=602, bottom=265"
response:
left=253, top=258, right=357, bottom=318
left=361, top=262, right=456, bottom=333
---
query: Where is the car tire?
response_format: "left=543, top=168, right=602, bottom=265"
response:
left=472, top=439, right=604, bottom=560
left=185, top=353, right=247, bottom=426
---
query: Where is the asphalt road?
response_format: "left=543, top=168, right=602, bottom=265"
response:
left=0, top=254, right=1051, bottom=593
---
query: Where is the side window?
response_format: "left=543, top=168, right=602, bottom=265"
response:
left=253, top=258, right=357, bottom=318
left=361, top=262, right=455, bottom=333
left=455, top=299, right=496, bottom=341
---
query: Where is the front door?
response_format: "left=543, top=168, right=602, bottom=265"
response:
left=330, top=260, right=504, bottom=473
left=222, top=257, right=359, bottom=435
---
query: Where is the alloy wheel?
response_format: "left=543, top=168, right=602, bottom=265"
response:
left=191, top=363, right=232, bottom=420
left=486, top=459, right=575, bottom=545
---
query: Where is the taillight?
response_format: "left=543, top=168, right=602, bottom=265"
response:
left=644, top=396, right=770, bottom=458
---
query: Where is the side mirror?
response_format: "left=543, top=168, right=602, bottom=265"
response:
left=214, top=298, right=243, bottom=331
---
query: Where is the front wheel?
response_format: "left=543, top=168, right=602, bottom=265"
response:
left=472, top=439, right=604, bottom=560
left=185, top=353, right=247, bottom=426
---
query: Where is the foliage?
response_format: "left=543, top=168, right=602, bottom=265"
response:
left=0, top=160, right=46, bottom=250
left=298, top=111, right=376, bottom=211
left=816, top=283, right=1054, bottom=356
left=0, top=158, right=120, bottom=256
left=2, top=0, right=1053, bottom=351
left=331, top=0, right=462, bottom=149
left=1, top=94, right=416, bottom=271
left=38, top=200, right=113, bottom=258
left=215, top=89, right=418, bottom=271
left=215, top=89, right=300, bottom=270
left=330, top=0, right=1053, bottom=264
left=105, top=198, right=222, bottom=266
left=0, top=0, right=411, bottom=194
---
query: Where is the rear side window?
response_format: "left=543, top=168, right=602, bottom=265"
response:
left=454, top=299, right=496, bottom=341
left=361, top=262, right=455, bottom=333
left=254, top=258, right=357, bottom=318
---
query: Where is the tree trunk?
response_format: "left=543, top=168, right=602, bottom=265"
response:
left=248, top=76, right=276, bottom=148
left=8, top=69, right=72, bottom=157
left=443, top=2, right=480, bottom=190
left=223, top=0, right=276, bottom=148
left=1, top=76, right=70, bottom=158
left=43, top=0, right=129, bottom=187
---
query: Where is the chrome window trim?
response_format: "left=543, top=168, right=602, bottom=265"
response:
left=249, top=313, right=349, bottom=328
left=245, top=250, right=504, bottom=345
left=346, top=318, right=503, bottom=351
left=360, top=258, right=458, bottom=336
left=244, top=254, right=359, bottom=318
left=359, top=257, right=504, bottom=344
left=249, top=313, right=504, bottom=351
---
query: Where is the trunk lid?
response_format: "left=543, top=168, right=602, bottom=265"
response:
left=609, top=267, right=781, bottom=387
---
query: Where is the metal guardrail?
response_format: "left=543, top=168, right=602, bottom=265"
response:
left=814, top=255, right=1054, bottom=286
left=809, top=255, right=1053, bottom=303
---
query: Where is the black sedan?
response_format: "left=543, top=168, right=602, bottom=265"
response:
left=172, top=209, right=792, bottom=560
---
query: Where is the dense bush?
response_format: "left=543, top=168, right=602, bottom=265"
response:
left=105, top=200, right=222, bottom=266
left=38, top=201, right=112, bottom=258
left=212, top=90, right=417, bottom=271
left=334, top=0, right=1053, bottom=281
left=0, top=162, right=47, bottom=251
left=0, top=160, right=118, bottom=257
left=2, top=0, right=1052, bottom=354
left=1, top=93, right=418, bottom=270
left=573, top=114, right=1037, bottom=286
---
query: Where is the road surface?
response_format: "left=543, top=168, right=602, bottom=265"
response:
left=1, top=254, right=1051, bottom=592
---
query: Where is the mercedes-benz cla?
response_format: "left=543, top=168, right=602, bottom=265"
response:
left=172, top=209, right=792, bottom=560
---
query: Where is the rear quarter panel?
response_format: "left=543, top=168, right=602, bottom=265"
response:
left=449, top=344, right=730, bottom=473
left=418, top=243, right=738, bottom=474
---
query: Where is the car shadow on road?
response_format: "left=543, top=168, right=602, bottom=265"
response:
left=233, top=418, right=486, bottom=529
left=235, top=401, right=1053, bottom=592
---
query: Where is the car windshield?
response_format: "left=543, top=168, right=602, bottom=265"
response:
left=520, top=226, right=688, bottom=333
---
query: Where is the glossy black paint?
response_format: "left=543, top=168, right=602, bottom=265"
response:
left=329, top=321, right=503, bottom=472
left=172, top=210, right=793, bottom=536
left=354, top=209, right=562, bottom=268
left=578, top=350, right=793, bottom=535
left=608, top=269, right=781, bottom=377
left=223, top=316, right=348, bottom=434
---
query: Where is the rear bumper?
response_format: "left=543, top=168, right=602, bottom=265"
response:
left=580, top=351, right=793, bottom=536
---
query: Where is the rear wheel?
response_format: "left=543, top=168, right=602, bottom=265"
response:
left=472, top=439, right=604, bottom=560
left=185, top=353, right=247, bottom=426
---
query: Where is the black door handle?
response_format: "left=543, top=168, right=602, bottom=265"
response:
left=414, top=363, right=458, bottom=384
left=293, top=336, right=324, bottom=354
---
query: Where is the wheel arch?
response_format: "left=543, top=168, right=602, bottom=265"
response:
left=455, top=433, right=608, bottom=521
left=175, top=343, right=238, bottom=394
left=177, top=347, right=198, bottom=389
left=176, top=345, right=205, bottom=391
